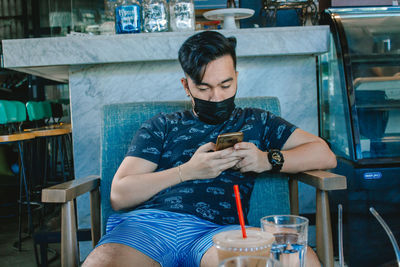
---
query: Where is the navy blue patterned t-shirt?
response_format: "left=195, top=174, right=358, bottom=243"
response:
left=126, top=107, right=297, bottom=225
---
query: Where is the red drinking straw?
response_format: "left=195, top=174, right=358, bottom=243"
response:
left=233, top=184, right=247, bottom=238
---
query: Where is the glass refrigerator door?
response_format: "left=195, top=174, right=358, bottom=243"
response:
left=321, top=7, right=400, bottom=164
left=318, top=35, right=354, bottom=160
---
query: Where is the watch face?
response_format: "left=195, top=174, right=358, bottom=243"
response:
left=272, top=152, right=282, bottom=162
left=268, top=149, right=283, bottom=172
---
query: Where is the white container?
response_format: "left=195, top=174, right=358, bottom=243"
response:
left=169, top=0, right=195, bottom=32
left=142, top=0, right=169, bottom=32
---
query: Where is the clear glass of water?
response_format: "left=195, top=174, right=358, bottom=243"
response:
left=261, top=215, right=308, bottom=267
left=219, top=255, right=277, bottom=267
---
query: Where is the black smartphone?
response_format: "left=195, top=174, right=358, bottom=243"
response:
left=215, top=132, right=243, bottom=151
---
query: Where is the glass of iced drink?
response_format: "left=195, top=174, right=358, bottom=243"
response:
left=218, top=255, right=276, bottom=267
left=213, top=229, right=274, bottom=262
left=261, top=215, right=309, bottom=267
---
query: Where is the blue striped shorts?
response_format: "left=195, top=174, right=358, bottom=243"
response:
left=96, top=209, right=241, bottom=267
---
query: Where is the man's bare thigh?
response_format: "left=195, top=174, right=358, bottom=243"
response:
left=82, top=243, right=160, bottom=267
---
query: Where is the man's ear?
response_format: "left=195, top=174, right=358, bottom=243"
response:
left=181, top=78, right=190, bottom=97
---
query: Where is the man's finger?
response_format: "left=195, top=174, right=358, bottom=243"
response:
left=218, top=159, right=240, bottom=172
left=234, top=142, right=252, bottom=150
left=197, top=142, right=216, bottom=152
left=216, top=147, right=236, bottom=158
left=239, top=166, right=251, bottom=173
left=230, top=149, right=248, bottom=158
left=214, top=157, right=241, bottom=166
left=236, top=158, right=251, bottom=169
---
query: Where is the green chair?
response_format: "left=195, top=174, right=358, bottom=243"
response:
left=42, top=97, right=347, bottom=267
left=4, top=100, right=18, bottom=122
left=0, top=100, right=19, bottom=133
left=0, top=99, right=36, bottom=250
left=42, top=101, right=53, bottom=122
left=0, top=100, right=10, bottom=128
left=11, top=101, right=28, bottom=131
left=0, top=99, right=31, bottom=133
left=25, top=101, right=73, bottom=185
left=22, top=101, right=72, bottom=266
left=26, top=101, right=45, bottom=122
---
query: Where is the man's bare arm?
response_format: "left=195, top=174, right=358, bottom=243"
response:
left=280, top=128, right=337, bottom=173
left=110, top=142, right=240, bottom=211
left=233, top=129, right=337, bottom=173
left=111, top=156, right=178, bottom=210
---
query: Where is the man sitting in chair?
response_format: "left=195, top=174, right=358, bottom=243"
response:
left=83, top=31, right=337, bottom=267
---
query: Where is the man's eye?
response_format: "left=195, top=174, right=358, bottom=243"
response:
left=198, top=87, right=209, bottom=91
left=221, top=84, right=231, bottom=89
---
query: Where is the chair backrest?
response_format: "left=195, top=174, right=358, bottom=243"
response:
left=12, top=101, right=27, bottom=122
left=41, top=101, right=53, bottom=119
left=100, top=97, right=290, bottom=232
left=1, top=100, right=18, bottom=123
left=0, top=100, right=10, bottom=125
left=0, top=100, right=27, bottom=129
left=26, top=101, right=45, bottom=121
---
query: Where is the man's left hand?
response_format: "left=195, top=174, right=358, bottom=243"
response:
left=232, top=142, right=271, bottom=173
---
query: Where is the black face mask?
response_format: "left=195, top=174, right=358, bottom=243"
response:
left=192, top=94, right=236, bottom=125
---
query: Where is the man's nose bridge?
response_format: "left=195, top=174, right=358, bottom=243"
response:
left=211, top=87, right=224, bottom=101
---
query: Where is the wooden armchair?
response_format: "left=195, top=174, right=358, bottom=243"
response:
left=41, top=97, right=346, bottom=267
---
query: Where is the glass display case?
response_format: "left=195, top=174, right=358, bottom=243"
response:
left=320, top=7, right=400, bottom=165
left=319, top=7, right=400, bottom=267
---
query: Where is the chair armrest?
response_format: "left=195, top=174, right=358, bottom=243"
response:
left=289, top=170, right=346, bottom=267
left=42, top=175, right=101, bottom=203
left=291, top=170, right=346, bottom=191
left=41, top=175, right=101, bottom=266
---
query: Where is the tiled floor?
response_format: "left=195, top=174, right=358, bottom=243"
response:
left=0, top=175, right=61, bottom=267
left=0, top=205, right=62, bottom=267
left=0, top=217, right=60, bottom=267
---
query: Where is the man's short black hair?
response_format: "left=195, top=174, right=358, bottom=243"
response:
left=178, top=31, right=237, bottom=85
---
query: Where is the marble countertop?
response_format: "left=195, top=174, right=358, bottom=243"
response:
left=1, top=26, right=329, bottom=83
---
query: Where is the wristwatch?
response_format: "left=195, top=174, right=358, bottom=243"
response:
left=268, top=149, right=284, bottom=172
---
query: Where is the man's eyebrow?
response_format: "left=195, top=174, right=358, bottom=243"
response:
left=219, top=77, right=233, bottom=84
left=197, top=77, right=233, bottom=87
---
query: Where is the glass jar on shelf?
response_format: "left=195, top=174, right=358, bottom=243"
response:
left=142, top=0, right=169, bottom=32
left=115, top=0, right=141, bottom=34
left=169, top=0, right=195, bottom=32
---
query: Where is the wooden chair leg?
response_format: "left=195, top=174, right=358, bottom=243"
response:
left=316, top=189, right=334, bottom=267
left=61, top=201, right=79, bottom=267
left=289, top=179, right=299, bottom=215
left=90, top=187, right=101, bottom=247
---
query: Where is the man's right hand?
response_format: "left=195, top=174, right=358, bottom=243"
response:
left=180, top=142, right=241, bottom=181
